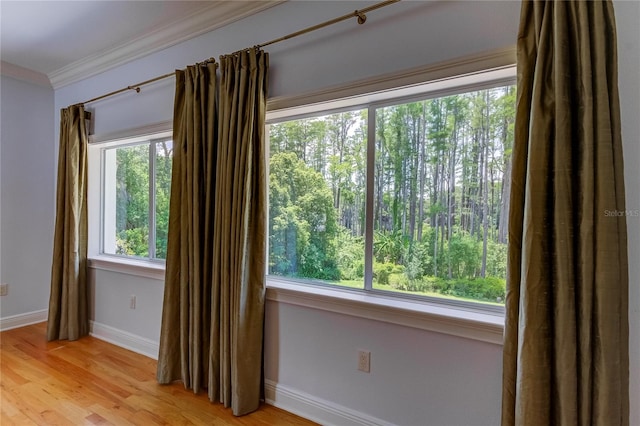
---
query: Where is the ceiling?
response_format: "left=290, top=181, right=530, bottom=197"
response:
left=0, top=1, right=281, bottom=88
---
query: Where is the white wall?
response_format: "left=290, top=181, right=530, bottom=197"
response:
left=0, top=0, right=634, bottom=425
left=0, top=75, right=54, bottom=318
left=265, top=302, right=504, bottom=425
left=616, top=1, right=640, bottom=425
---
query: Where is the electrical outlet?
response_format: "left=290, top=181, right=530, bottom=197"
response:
left=130, top=295, right=136, bottom=309
left=0, top=283, right=7, bottom=296
left=357, top=350, right=370, bottom=373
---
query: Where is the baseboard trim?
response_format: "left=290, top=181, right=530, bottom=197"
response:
left=0, top=309, right=48, bottom=331
left=89, top=321, right=159, bottom=360
left=264, top=379, right=390, bottom=426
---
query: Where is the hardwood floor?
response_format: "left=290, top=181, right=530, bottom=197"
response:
left=0, top=323, right=316, bottom=425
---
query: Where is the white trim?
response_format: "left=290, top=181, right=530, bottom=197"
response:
left=88, top=124, right=173, bottom=265
left=265, top=379, right=391, bottom=426
left=0, top=309, right=48, bottom=332
left=267, top=47, right=516, bottom=113
left=0, top=61, right=51, bottom=87
left=266, top=280, right=504, bottom=345
left=89, top=256, right=165, bottom=281
left=90, top=320, right=159, bottom=360
left=49, top=1, right=284, bottom=89
left=89, top=121, right=172, bottom=145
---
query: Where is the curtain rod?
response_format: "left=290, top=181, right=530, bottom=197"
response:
left=257, top=0, right=399, bottom=49
left=78, top=72, right=175, bottom=106
left=77, top=0, right=400, bottom=107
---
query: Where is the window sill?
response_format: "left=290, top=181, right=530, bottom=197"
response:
left=265, top=278, right=505, bottom=345
left=88, top=255, right=165, bottom=281
left=86, top=257, right=504, bottom=345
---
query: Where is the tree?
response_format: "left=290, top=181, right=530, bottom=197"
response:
left=266, top=84, right=515, bottom=303
left=155, top=140, right=173, bottom=258
left=116, top=144, right=149, bottom=257
left=269, top=152, right=340, bottom=280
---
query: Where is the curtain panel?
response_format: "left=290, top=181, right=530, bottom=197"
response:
left=47, top=105, right=89, bottom=342
left=502, top=1, right=629, bottom=425
left=212, top=49, right=268, bottom=416
left=157, top=62, right=219, bottom=391
left=157, top=48, right=268, bottom=417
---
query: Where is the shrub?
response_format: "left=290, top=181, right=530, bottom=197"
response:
left=373, top=262, right=396, bottom=285
left=336, top=228, right=365, bottom=280
left=419, top=275, right=506, bottom=303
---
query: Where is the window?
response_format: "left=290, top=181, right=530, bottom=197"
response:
left=101, top=137, right=173, bottom=261
left=267, top=68, right=515, bottom=307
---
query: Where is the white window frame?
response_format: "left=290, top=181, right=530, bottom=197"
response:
left=266, top=65, right=516, bottom=317
left=87, top=125, right=172, bottom=278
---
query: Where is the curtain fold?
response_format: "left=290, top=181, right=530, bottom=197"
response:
left=157, top=48, right=268, bottom=417
left=157, top=62, right=218, bottom=391
left=502, top=1, right=628, bottom=425
left=47, top=105, right=89, bottom=341
left=211, top=48, right=268, bottom=416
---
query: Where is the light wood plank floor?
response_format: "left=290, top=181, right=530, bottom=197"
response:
left=0, top=322, right=317, bottom=425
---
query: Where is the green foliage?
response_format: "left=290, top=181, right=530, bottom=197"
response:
left=373, top=230, right=406, bottom=264
left=373, top=262, right=397, bottom=285
left=116, top=227, right=149, bottom=257
left=112, top=141, right=172, bottom=259
left=336, top=228, right=364, bottom=280
left=116, top=144, right=149, bottom=257
left=485, top=239, right=508, bottom=278
left=269, top=152, right=340, bottom=281
left=431, top=276, right=506, bottom=303
left=389, top=274, right=505, bottom=303
left=154, top=141, right=173, bottom=259
left=267, top=86, right=514, bottom=305
left=447, top=230, right=482, bottom=279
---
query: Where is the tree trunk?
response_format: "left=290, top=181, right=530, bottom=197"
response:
left=498, top=152, right=512, bottom=243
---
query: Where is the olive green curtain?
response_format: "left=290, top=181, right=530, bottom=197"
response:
left=502, top=1, right=629, bottom=425
left=157, top=48, right=268, bottom=417
left=212, top=48, right=268, bottom=416
left=157, top=62, right=218, bottom=392
left=47, top=105, right=89, bottom=342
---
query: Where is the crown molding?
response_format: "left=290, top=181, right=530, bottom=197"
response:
left=48, top=1, right=284, bottom=89
left=1, top=61, right=52, bottom=88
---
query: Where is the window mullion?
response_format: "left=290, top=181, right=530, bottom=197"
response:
left=99, top=149, right=106, bottom=255
left=364, top=106, right=376, bottom=291
left=149, top=141, right=156, bottom=259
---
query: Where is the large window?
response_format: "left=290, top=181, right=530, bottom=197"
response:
left=102, top=138, right=173, bottom=260
left=268, top=69, right=515, bottom=306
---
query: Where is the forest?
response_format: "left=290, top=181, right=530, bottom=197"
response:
left=268, top=85, right=516, bottom=304
left=109, top=139, right=173, bottom=260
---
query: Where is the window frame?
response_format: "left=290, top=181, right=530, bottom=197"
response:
left=88, top=127, right=173, bottom=266
left=265, top=65, right=517, bottom=316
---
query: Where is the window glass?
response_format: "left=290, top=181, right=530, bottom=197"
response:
left=268, top=110, right=367, bottom=288
left=268, top=81, right=516, bottom=306
left=103, top=139, right=172, bottom=260
left=373, top=86, right=515, bottom=304
left=154, top=140, right=173, bottom=259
